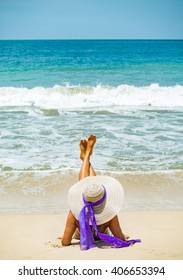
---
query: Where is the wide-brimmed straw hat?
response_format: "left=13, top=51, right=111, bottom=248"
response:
left=68, top=175, right=124, bottom=225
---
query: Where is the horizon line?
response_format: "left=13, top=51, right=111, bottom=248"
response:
left=1, top=38, right=183, bottom=41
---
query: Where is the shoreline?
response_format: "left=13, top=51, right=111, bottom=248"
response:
left=1, top=170, right=183, bottom=214
left=0, top=210, right=183, bottom=260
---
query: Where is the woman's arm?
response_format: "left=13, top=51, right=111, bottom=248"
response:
left=61, top=211, right=77, bottom=246
left=109, top=215, right=127, bottom=240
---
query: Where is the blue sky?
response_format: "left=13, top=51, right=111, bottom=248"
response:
left=0, top=0, right=183, bottom=39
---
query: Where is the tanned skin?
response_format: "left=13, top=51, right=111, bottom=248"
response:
left=61, top=135, right=128, bottom=246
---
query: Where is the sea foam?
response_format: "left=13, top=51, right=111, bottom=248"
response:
left=0, top=84, right=183, bottom=110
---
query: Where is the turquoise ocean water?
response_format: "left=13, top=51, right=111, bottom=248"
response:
left=0, top=40, right=183, bottom=212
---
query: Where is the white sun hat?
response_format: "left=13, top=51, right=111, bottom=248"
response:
left=68, top=175, right=124, bottom=225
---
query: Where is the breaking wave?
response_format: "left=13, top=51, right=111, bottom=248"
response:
left=0, top=84, right=183, bottom=110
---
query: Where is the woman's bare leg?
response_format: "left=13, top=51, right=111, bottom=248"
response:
left=79, top=135, right=96, bottom=180
left=89, top=163, right=96, bottom=176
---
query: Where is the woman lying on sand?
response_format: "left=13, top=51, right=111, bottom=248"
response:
left=61, top=135, right=140, bottom=250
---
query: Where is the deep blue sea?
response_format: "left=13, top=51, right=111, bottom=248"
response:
left=1, top=40, right=183, bottom=87
left=0, top=40, right=183, bottom=212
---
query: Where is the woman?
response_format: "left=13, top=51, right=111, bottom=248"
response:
left=61, top=135, right=140, bottom=250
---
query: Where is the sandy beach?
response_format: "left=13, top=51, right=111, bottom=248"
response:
left=1, top=171, right=183, bottom=261
left=0, top=210, right=183, bottom=260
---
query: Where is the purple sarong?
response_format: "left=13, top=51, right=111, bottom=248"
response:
left=78, top=186, right=141, bottom=250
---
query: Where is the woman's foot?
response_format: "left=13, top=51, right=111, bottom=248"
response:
left=80, top=135, right=96, bottom=160
left=86, top=134, right=96, bottom=156
left=80, top=139, right=87, bottom=160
